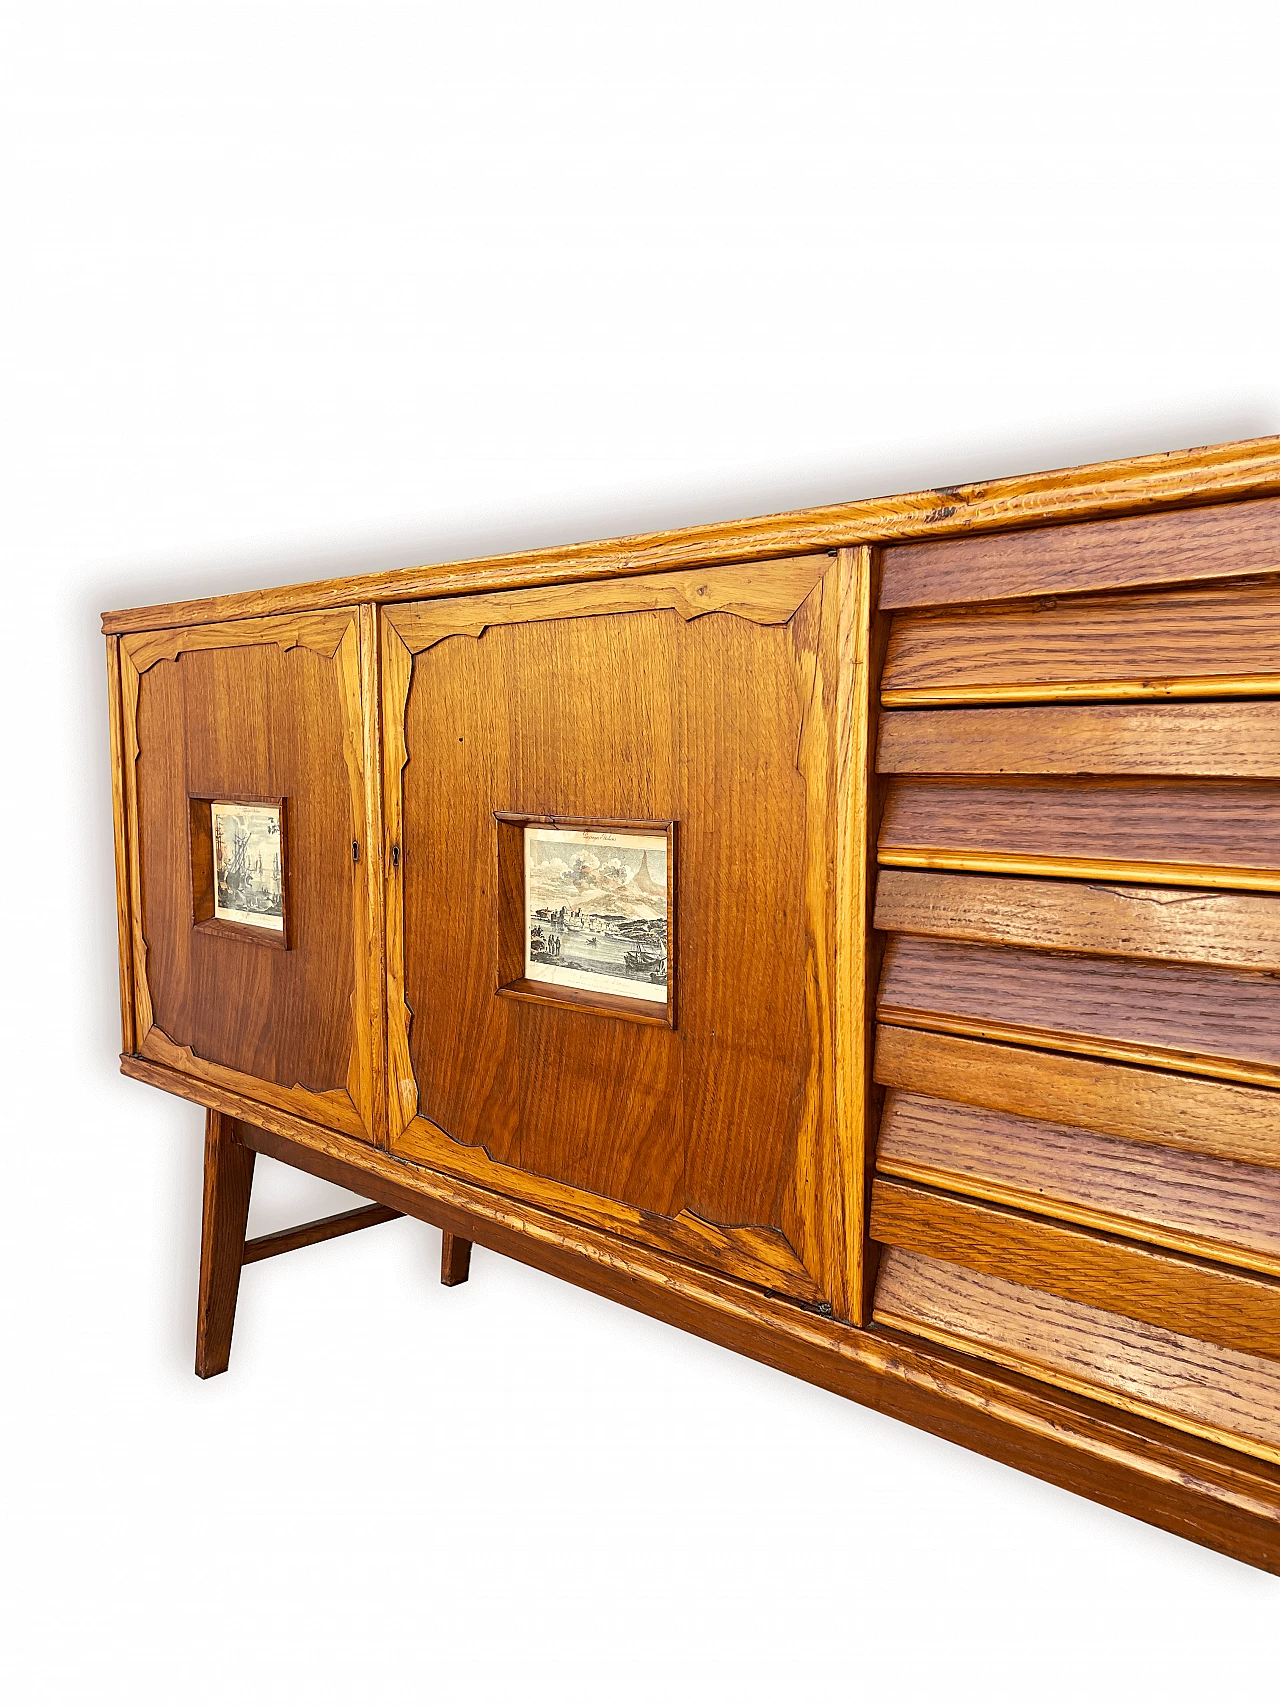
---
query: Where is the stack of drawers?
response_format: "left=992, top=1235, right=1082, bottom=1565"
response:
left=867, top=497, right=1280, bottom=1467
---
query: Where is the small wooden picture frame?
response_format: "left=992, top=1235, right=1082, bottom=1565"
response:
left=189, top=795, right=290, bottom=950
left=493, top=813, right=676, bottom=1027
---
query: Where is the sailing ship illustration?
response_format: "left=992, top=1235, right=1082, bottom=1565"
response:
left=213, top=804, right=284, bottom=924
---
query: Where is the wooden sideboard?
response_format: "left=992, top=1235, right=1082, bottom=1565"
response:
left=104, top=435, right=1280, bottom=1574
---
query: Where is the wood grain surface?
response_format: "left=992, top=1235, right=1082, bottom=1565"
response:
left=873, top=1248, right=1280, bottom=1465
left=384, top=560, right=859, bottom=1312
left=869, top=1178, right=1280, bottom=1360
left=881, top=574, right=1280, bottom=704
left=876, top=1091, right=1280, bottom=1274
left=879, top=492, right=1280, bottom=610
left=121, top=608, right=384, bottom=1141
left=195, top=1110, right=255, bottom=1379
left=242, top=1203, right=401, bottom=1264
left=878, top=777, right=1280, bottom=891
left=873, top=869, right=1280, bottom=970
left=384, top=555, right=831, bottom=651
left=102, top=437, right=1280, bottom=636
left=874, top=1025, right=1280, bottom=1170
left=878, top=700, right=1280, bottom=777
left=105, top=635, right=135, bottom=1053
left=878, top=934, right=1280, bottom=1085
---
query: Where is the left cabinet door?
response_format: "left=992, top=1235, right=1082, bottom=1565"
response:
left=115, top=608, right=385, bottom=1143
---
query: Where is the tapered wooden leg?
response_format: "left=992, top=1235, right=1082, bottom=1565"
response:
left=195, top=1111, right=256, bottom=1378
left=440, top=1231, right=472, bottom=1287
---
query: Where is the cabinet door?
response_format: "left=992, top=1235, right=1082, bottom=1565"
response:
left=382, top=554, right=873, bottom=1319
left=119, top=609, right=384, bottom=1142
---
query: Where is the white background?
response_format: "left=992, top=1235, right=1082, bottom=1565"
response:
left=2, top=4, right=1278, bottom=1701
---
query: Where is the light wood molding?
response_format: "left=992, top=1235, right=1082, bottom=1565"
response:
left=101, top=435, right=1280, bottom=636
left=877, top=849, right=1280, bottom=895
left=395, top=1113, right=827, bottom=1302
left=105, top=635, right=135, bottom=1054
left=384, top=555, right=833, bottom=654
left=139, top=1024, right=368, bottom=1139
left=834, top=545, right=887, bottom=1323
left=882, top=676, right=1280, bottom=707
left=122, top=609, right=354, bottom=672
left=379, top=612, right=418, bottom=1143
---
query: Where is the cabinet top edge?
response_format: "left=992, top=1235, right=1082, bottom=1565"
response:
left=100, top=433, right=1280, bottom=635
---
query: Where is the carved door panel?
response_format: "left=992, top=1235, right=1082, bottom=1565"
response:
left=384, top=554, right=873, bottom=1319
left=120, top=609, right=385, bottom=1143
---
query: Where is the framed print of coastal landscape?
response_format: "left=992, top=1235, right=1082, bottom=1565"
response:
left=525, top=825, right=670, bottom=1002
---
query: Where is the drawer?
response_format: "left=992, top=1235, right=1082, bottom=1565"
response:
left=872, top=1244, right=1280, bottom=1469
left=869, top=1178, right=1280, bottom=1465
left=873, top=1027, right=1280, bottom=1278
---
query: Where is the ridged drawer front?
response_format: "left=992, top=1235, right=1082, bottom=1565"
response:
left=878, top=777, right=1280, bottom=891
left=877, top=933, right=1280, bottom=1087
left=878, top=493, right=1280, bottom=610
left=874, top=869, right=1280, bottom=972
left=872, top=1247, right=1280, bottom=1467
left=867, top=501, right=1280, bottom=1457
left=880, top=574, right=1280, bottom=705
left=874, top=1025, right=1280, bottom=1171
left=878, top=700, right=1280, bottom=778
left=868, top=1177, right=1280, bottom=1362
left=876, top=1090, right=1280, bottom=1276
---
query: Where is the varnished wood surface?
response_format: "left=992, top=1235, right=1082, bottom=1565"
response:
left=394, top=1115, right=828, bottom=1302
left=101, top=436, right=1280, bottom=636
left=870, top=1178, right=1280, bottom=1360
left=874, top=1025, right=1280, bottom=1171
left=388, top=564, right=856, bottom=1313
left=881, top=574, right=1280, bottom=705
left=242, top=1203, right=402, bottom=1264
left=878, top=934, right=1280, bottom=1086
left=105, top=635, right=135, bottom=1053
left=440, top=1231, right=472, bottom=1287
left=879, top=491, right=1280, bottom=610
left=878, top=777, right=1280, bottom=891
left=873, top=1249, right=1280, bottom=1466
left=876, top=1091, right=1280, bottom=1275
left=195, top=1111, right=255, bottom=1378
left=836, top=546, right=889, bottom=1322
left=878, top=700, right=1280, bottom=777
left=873, top=868, right=1280, bottom=970
left=121, top=1054, right=1280, bottom=1575
left=385, top=555, right=831, bottom=652
left=122, top=607, right=384, bottom=1141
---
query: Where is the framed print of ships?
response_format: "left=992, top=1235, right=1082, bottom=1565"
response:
left=524, top=824, right=670, bottom=1004
left=212, top=801, right=285, bottom=932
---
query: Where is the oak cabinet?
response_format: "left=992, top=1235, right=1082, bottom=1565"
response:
left=105, top=435, right=1280, bottom=1576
